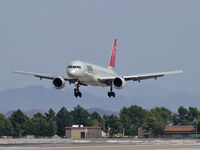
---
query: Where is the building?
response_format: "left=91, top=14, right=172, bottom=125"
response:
left=139, top=126, right=199, bottom=139
left=155, top=126, right=198, bottom=139
left=65, top=125, right=102, bottom=139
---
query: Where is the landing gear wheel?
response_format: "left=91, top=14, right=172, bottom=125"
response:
left=74, top=89, right=78, bottom=97
left=108, top=92, right=111, bottom=97
left=74, top=90, right=82, bottom=97
left=74, top=93, right=78, bottom=97
left=78, top=92, right=82, bottom=97
left=74, top=82, right=82, bottom=98
left=107, top=86, right=115, bottom=98
left=111, top=92, right=115, bottom=97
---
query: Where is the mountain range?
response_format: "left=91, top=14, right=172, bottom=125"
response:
left=0, top=83, right=200, bottom=115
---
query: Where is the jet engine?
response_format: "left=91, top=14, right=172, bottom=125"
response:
left=52, top=77, right=66, bottom=89
left=113, top=77, right=126, bottom=89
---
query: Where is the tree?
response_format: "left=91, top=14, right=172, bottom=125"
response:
left=56, top=107, right=72, bottom=137
left=142, top=110, right=165, bottom=132
left=70, top=105, right=90, bottom=126
left=120, top=105, right=147, bottom=135
left=172, top=106, right=200, bottom=125
left=195, top=119, right=200, bottom=133
left=89, top=111, right=102, bottom=126
left=119, top=107, right=131, bottom=135
left=188, top=107, right=200, bottom=122
left=104, top=114, right=122, bottom=137
left=90, top=111, right=102, bottom=123
left=177, top=106, right=190, bottom=125
left=24, top=116, right=47, bottom=137
left=24, top=118, right=35, bottom=135
left=45, top=108, right=56, bottom=121
left=90, top=119, right=101, bottom=126
left=47, top=119, right=57, bottom=137
left=45, top=109, right=57, bottom=137
left=172, top=113, right=179, bottom=125
left=33, top=112, right=44, bottom=118
left=32, top=117, right=48, bottom=137
left=0, top=113, right=13, bottom=136
left=152, top=107, right=172, bottom=124
left=9, top=109, right=28, bottom=137
left=25, top=114, right=56, bottom=137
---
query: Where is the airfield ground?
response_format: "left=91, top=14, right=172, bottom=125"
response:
left=0, top=143, right=200, bottom=150
left=0, top=139, right=200, bottom=150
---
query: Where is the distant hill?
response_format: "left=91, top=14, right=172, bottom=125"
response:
left=0, top=84, right=200, bottom=114
left=5, top=109, right=48, bottom=118
left=87, top=108, right=119, bottom=117
left=24, top=109, right=48, bottom=118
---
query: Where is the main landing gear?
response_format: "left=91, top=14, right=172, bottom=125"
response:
left=74, top=82, right=82, bottom=97
left=108, top=86, right=115, bottom=98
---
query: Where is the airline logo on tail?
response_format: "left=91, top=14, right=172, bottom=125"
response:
left=109, top=38, right=117, bottom=69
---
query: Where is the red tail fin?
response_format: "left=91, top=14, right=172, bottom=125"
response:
left=109, top=38, right=117, bottom=69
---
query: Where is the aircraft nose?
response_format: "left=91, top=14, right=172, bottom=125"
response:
left=67, top=69, right=75, bottom=76
left=67, top=68, right=82, bottom=77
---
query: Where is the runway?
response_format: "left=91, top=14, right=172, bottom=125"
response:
left=0, top=144, right=200, bottom=150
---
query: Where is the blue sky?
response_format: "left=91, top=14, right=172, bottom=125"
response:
left=0, top=0, right=199, bottom=93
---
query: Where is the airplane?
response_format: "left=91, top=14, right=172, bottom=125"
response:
left=14, top=39, right=183, bottom=98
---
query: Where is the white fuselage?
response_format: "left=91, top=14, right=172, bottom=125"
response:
left=67, top=60, right=117, bottom=87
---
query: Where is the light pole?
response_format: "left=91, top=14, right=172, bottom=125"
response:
left=194, top=117, right=198, bottom=140
left=196, top=121, right=198, bottom=140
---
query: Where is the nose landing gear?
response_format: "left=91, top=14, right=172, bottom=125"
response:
left=108, top=86, right=115, bottom=98
left=74, top=82, right=82, bottom=97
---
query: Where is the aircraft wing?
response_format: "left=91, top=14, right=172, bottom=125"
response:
left=13, top=70, right=73, bottom=81
left=99, top=70, right=183, bottom=82
left=122, top=70, right=183, bottom=81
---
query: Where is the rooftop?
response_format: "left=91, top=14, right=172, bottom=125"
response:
left=164, top=126, right=196, bottom=132
left=65, top=125, right=101, bottom=129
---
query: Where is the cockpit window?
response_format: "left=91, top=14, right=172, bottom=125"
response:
left=68, top=65, right=81, bottom=69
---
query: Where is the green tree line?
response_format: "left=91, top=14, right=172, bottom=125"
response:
left=0, top=105, right=200, bottom=138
